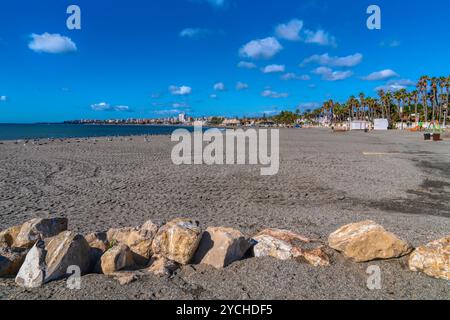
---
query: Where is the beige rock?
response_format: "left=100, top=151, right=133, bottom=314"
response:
left=300, top=247, right=330, bottom=267
left=0, top=246, right=28, bottom=277
left=85, top=232, right=109, bottom=272
left=0, top=225, right=22, bottom=247
left=328, top=220, right=411, bottom=262
left=107, top=220, right=158, bottom=263
left=152, top=218, right=202, bottom=265
left=86, top=232, right=109, bottom=252
left=146, top=255, right=178, bottom=276
left=193, top=227, right=252, bottom=268
left=253, top=229, right=329, bottom=266
left=14, top=218, right=68, bottom=248
left=257, top=228, right=311, bottom=244
left=253, top=234, right=295, bottom=260
left=44, top=231, right=91, bottom=282
left=15, top=232, right=91, bottom=288
left=100, top=244, right=135, bottom=275
left=409, top=236, right=449, bottom=281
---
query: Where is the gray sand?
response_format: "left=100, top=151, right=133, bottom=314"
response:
left=0, top=129, right=449, bottom=300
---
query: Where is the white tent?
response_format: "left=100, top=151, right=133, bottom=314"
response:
left=350, top=120, right=370, bottom=131
left=374, top=119, right=388, bottom=131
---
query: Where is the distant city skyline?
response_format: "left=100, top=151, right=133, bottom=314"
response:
left=0, top=0, right=449, bottom=123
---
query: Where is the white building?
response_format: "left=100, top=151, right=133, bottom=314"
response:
left=178, top=113, right=186, bottom=123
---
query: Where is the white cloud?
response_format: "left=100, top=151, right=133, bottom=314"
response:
left=237, top=61, right=257, bottom=69
left=114, top=105, right=131, bottom=112
left=261, top=90, right=289, bottom=98
left=312, top=67, right=353, bottom=81
left=0, top=95, right=7, bottom=102
left=213, top=82, right=226, bottom=91
left=210, top=94, right=218, bottom=99
left=362, top=69, right=399, bottom=81
left=28, top=33, right=77, bottom=54
left=236, top=82, right=249, bottom=90
left=301, top=53, right=363, bottom=67
left=281, top=73, right=310, bottom=81
left=91, top=102, right=131, bottom=112
left=297, top=102, right=320, bottom=109
left=169, top=85, right=192, bottom=96
left=375, top=79, right=415, bottom=92
left=304, top=29, right=337, bottom=47
left=239, top=37, right=283, bottom=59
left=154, top=109, right=183, bottom=115
left=275, top=19, right=304, bottom=41
left=262, top=64, right=285, bottom=74
left=179, top=28, right=212, bottom=38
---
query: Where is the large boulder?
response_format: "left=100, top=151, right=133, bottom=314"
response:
left=409, top=236, right=449, bottom=281
left=44, top=231, right=91, bottom=283
left=193, top=227, right=252, bottom=268
left=0, top=246, right=28, bottom=277
left=100, top=244, right=135, bottom=275
left=328, top=220, right=411, bottom=262
left=15, top=231, right=91, bottom=288
left=15, top=241, right=46, bottom=288
left=253, top=228, right=329, bottom=266
left=106, top=220, right=158, bottom=264
left=0, top=225, right=22, bottom=247
left=14, top=218, right=68, bottom=248
left=152, top=218, right=202, bottom=265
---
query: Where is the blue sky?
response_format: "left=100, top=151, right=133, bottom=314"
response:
left=0, top=0, right=449, bottom=123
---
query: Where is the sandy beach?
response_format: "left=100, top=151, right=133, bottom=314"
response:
left=0, top=128, right=449, bottom=300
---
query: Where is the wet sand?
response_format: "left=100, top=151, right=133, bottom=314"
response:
left=0, top=128, right=449, bottom=300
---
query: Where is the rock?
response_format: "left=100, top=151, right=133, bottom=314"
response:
left=0, top=225, right=22, bottom=247
left=328, top=220, right=411, bottom=262
left=193, top=227, right=252, bottom=268
left=300, top=247, right=330, bottom=267
left=15, top=231, right=91, bottom=288
left=146, top=255, right=178, bottom=277
left=107, top=220, right=158, bottom=264
left=85, top=232, right=109, bottom=253
left=409, top=236, right=449, bottom=281
left=14, top=218, right=68, bottom=248
left=100, top=244, right=135, bottom=275
left=253, top=229, right=329, bottom=266
left=152, top=218, right=202, bottom=265
left=253, top=234, right=295, bottom=260
left=85, top=232, right=109, bottom=272
left=257, top=228, right=311, bottom=244
left=15, top=241, right=46, bottom=288
left=0, top=246, right=28, bottom=277
left=44, top=231, right=91, bottom=283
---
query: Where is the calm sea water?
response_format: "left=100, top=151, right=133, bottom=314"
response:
left=0, top=124, right=196, bottom=141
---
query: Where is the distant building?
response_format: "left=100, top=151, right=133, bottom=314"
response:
left=178, top=113, right=186, bottom=123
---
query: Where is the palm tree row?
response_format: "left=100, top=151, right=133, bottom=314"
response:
left=305, top=76, right=450, bottom=129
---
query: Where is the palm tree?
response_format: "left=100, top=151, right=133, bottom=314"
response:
left=430, top=77, right=438, bottom=122
left=411, top=90, right=419, bottom=126
left=418, top=76, right=429, bottom=124
left=394, top=90, right=404, bottom=129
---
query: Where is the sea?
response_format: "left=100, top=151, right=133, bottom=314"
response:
left=0, top=124, right=197, bottom=141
